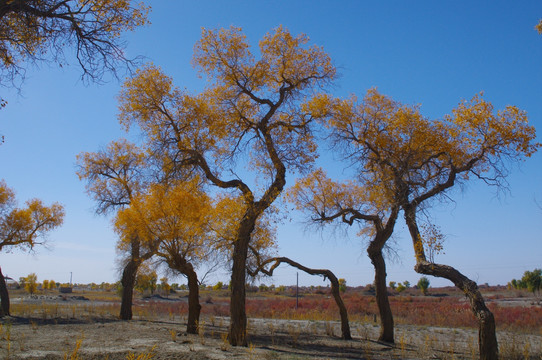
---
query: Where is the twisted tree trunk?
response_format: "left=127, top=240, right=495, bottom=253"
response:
left=167, top=256, right=202, bottom=334
left=0, top=267, right=10, bottom=317
left=367, top=246, right=394, bottom=343
left=404, top=205, right=498, bottom=360
left=229, top=224, right=252, bottom=346
left=249, top=256, right=352, bottom=340
left=415, top=262, right=498, bottom=360
left=120, top=259, right=139, bottom=320
left=186, top=269, right=201, bottom=334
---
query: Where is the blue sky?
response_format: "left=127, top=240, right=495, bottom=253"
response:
left=1, top=1, right=540, bottom=288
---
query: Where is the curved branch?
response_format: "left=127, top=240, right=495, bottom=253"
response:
left=248, top=253, right=351, bottom=340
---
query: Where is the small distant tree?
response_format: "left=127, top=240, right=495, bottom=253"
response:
left=213, top=282, right=224, bottom=291
left=417, top=277, right=430, bottom=296
left=338, top=278, right=347, bottom=293
left=403, top=281, right=410, bottom=288
left=508, top=278, right=525, bottom=290
left=42, top=280, right=49, bottom=290
left=521, top=269, right=541, bottom=296
left=48, top=280, right=56, bottom=290
left=396, top=283, right=406, bottom=293
left=135, top=265, right=157, bottom=295
left=25, top=273, right=38, bottom=295
left=160, top=277, right=170, bottom=297
left=389, top=281, right=396, bottom=290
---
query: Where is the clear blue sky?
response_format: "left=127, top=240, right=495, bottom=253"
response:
left=1, top=1, right=541, bottom=288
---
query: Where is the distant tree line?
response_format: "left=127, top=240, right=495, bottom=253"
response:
left=508, top=269, right=542, bottom=295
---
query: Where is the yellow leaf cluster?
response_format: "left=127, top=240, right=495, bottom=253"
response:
left=76, top=139, right=147, bottom=214
left=0, top=180, right=65, bottom=252
left=287, top=168, right=394, bottom=237
left=118, top=26, right=336, bottom=188
left=114, top=179, right=212, bottom=262
left=321, top=88, right=539, bottom=201
left=210, top=194, right=277, bottom=256
left=0, top=0, right=149, bottom=81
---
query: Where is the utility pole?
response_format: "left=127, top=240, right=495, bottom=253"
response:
left=296, top=272, right=299, bottom=310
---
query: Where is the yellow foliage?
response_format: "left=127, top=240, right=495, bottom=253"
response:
left=135, top=263, right=157, bottom=293
left=116, top=27, right=336, bottom=288
left=314, top=88, right=538, bottom=268
left=210, top=193, right=277, bottom=258
left=287, top=168, right=394, bottom=239
left=536, top=19, right=542, bottom=34
left=320, top=88, right=539, bottom=202
left=119, top=26, right=336, bottom=185
left=76, top=139, right=147, bottom=215
left=0, top=180, right=64, bottom=253
left=0, top=0, right=149, bottom=83
left=114, top=178, right=216, bottom=269
left=24, top=273, right=38, bottom=295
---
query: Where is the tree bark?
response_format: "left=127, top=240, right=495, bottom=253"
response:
left=329, top=274, right=352, bottom=340
left=0, top=267, right=10, bottom=317
left=319, top=206, right=399, bottom=343
left=404, top=206, right=498, bottom=360
left=415, top=262, right=498, bottom=360
left=186, top=269, right=201, bottom=334
left=229, top=232, right=250, bottom=346
left=161, top=251, right=202, bottom=334
left=120, top=260, right=139, bottom=320
left=249, top=256, right=352, bottom=340
left=367, top=247, right=394, bottom=343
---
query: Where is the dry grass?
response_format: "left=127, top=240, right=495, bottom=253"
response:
left=2, top=287, right=541, bottom=359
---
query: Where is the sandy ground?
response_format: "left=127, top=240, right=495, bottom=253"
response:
left=1, top=296, right=540, bottom=359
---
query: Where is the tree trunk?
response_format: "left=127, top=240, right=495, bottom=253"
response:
left=404, top=206, right=498, bottom=360
left=368, top=247, right=394, bottom=343
left=327, top=271, right=352, bottom=340
left=415, top=262, right=498, bottom=360
left=120, top=260, right=138, bottom=320
left=0, top=267, right=10, bottom=317
left=229, top=234, right=250, bottom=346
left=186, top=266, right=201, bottom=334
left=251, top=256, right=352, bottom=340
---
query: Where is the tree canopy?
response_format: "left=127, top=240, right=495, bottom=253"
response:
left=117, top=25, right=336, bottom=346
left=0, top=179, right=64, bottom=316
left=0, top=0, right=149, bottom=86
left=0, top=180, right=64, bottom=253
left=306, top=88, right=539, bottom=359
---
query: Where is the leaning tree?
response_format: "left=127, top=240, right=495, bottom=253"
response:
left=0, top=180, right=64, bottom=316
left=115, top=179, right=214, bottom=333
left=117, top=26, right=336, bottom=346
left=321, top=88, right=539, bottom=360
left=288, top=168, right=399, bottom=343
left=77, top=139, right=154, bottom=320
